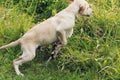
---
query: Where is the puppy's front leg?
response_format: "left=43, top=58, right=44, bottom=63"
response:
left=57, top=30, right=67, bottom=45
left=46, top=30, right=67, bottom=64
left=52, top=30, right=67, bottom=58
left=66, top=28, right=73, bottom=38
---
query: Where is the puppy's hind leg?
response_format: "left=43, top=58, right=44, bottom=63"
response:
left=13, top=44, right=36, bottom=76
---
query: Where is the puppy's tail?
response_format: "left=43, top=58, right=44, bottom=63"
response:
left=0, top=39, right=20, bottom=51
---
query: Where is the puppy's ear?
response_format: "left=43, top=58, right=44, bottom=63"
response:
left=69, top=0, right=74, bottom=4
left=79, top=6, right=85, bottom=14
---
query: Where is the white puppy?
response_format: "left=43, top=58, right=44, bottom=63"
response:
left=0, top=0, right=93, bottom=76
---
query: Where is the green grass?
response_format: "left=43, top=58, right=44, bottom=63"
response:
left=0, top=0, right=120, bottom=80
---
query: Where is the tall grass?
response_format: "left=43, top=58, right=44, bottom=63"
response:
left=0, top=0, right=120, bottom=80
left=58, top=0, right=120, bottom=79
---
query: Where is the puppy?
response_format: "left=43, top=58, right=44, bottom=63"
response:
left=0, top=0, right=93, bottom=76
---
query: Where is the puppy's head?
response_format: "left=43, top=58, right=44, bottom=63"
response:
left=71, top=0, right=93, bottom=17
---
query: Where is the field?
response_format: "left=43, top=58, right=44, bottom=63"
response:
left=0, top=0, right=120, bottom=80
